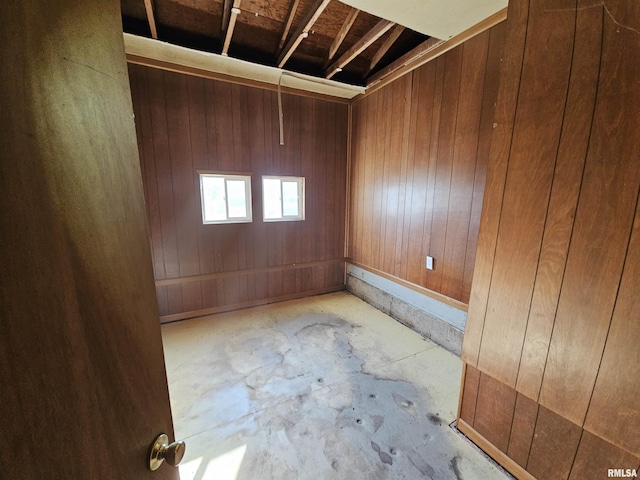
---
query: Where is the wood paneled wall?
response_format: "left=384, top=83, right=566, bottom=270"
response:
left=459, top=0, right=640, bottom=476
left=348, top=23, right=506, bottom=305
left=128, top=64, right=348, bottom=322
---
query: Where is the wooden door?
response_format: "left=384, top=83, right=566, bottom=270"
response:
left=0, top=1, right=179, bottom=478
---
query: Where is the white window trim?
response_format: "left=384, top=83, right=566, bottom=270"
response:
left=199, top=172, right=253, bottom=224
left=262, top=175, right=305, bottom=222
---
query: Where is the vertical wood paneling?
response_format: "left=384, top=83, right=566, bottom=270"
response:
left=459, top=0, right=640, bottom=475
left=539, top=0, right=640, bottom=425
left=473, top=372, right=516, bottom=453
left=515, top=0, right=602, bottom=400
left=441, top=33, right=489, bottom=300
left=507, top=393, right=538, bottom=468
left=476, top=0, right=576, bottom=387
left=459, top=364, right=480, bottom=426
left=461, top=23, right=505, bottom=304
left=129, top=65, right=347, bottom=321
left=461, top=0, right=529, bottom=366
left=569, top=431, right=640, bottom=480
left=584, top=196, right=640, bottom=456
left=527, top=407, right=582, bottom=480
left=348, top=24, right=505, bottom=305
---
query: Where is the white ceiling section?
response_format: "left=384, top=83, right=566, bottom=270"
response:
left=338, top=0, right=507, bottom=40
left=123, top=34, right=365, bottom=99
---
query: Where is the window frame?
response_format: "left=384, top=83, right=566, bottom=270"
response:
left=198, top=171, right=253, bottom=225
left=262, top=175, right=305, bottom=222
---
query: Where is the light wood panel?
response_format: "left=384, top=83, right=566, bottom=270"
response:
left=515, top=0, right=602, bottom=400
left=460, top=0, right=529, bottom=367
left=538, top=0, right=640, bottom=425
left=459, top=0, right=640, bottom=474
left=476, top=0, right=577, bottom=387
left=348, top=23, right=505, bottom=305
left=129, top=64, right=348, bottom=322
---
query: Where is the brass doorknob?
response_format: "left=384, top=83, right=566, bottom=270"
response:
left=148, top=433, right=186, bottom=471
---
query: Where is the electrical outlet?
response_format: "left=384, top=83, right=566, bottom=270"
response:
left=426, top=256, right=434, bottom=270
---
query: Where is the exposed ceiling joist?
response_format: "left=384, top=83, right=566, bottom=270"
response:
left=143, top=0, right=158, bottom=39
left=368, top=25, right=404, bottom=73
left=325, top=19, right=394, bottom=79
left=221, top=0, right=242, bottom=56
left=277, top=0, right=331, bottom=68
left=326, top=8, right=359, bottom=66
left=278, top=0, right=301, bottom=50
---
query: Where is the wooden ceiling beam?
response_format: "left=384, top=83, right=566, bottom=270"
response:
left=278, top=0, right=301, bottom=50
left=325, top=8, right=359, bottom=66
left=221, top=0, right=242, bottom=56
left=143, top=0, right=158, bottom=39
left=367, top=25, right=404, bottom=74
left=325, top=19, right=394, bottom=79
left=277, top=0, right=331, bottom=68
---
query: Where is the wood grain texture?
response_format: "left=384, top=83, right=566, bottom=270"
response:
left=515, top=0, right=602, bottom=401
left=538, top=0, right=640, bottom=424
left=507, top=393, right=539, bottom=469
left=584, top=194, right=640, bottom=456
left=130, top=64, right=348, bottom=321
left=0, top=0, right=177, bottom=477
left=348, top=25, right=505, bottom=305
left=460, top=0, right=529, bottom=366
left=476, top=0, right=577, bottom=388
left=527, top=407, right=582, bottom=480
left=473, top=372, right=516, bottom=453
left=459, top=364, right=480, bottom=426
left=569, top=430, right=640, bottom=480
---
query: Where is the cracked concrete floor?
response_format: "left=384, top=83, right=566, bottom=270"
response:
left=161, top=291, right=509, bottom=480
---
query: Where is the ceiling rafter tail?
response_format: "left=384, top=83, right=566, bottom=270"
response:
left=368, top=25, right=405, bottom=73
left=325, top=19, right=394, bottom=79
left=143, top=0, right=158, bottom=39
left=222, top=0, right=242, bottom=56
left=325, top=8, right=359, bottom=66
left=278, top=0, right=302, bottom=51
left=277, top=0, right=331, bottom=68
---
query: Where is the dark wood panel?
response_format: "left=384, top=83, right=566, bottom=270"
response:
left=477, top=0, right=577, bottom=387
left=569, top=430, right=640, bottom=480
left=129, top=64, right=348, bottom=319
left=0, top=0, right=177, bottom=475
left=348, top=23, right=505, bottom=305
left=507, top=393, right=539, bottom=468
left=527, top=407, right=582, bottom=480
left=459, top=364, right=480, bottom=426
left=473, top=372, right=516, bottom=453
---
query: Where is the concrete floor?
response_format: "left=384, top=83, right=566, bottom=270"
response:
left=161, top=291, right=509, bottom=480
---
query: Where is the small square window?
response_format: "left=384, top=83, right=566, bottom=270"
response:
left=262, top=176, right=305, bottom=222
left=199, top=173, right=252, bottom=224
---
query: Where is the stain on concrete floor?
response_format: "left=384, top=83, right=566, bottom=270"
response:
left=161, top=292, right=510, bottom=480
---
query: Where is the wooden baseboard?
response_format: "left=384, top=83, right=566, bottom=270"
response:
left=347, top=260, right=468, bottom=311
left=457, top=418, right=537, bottom=480
left=159, top=285, right=345, bottom=323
